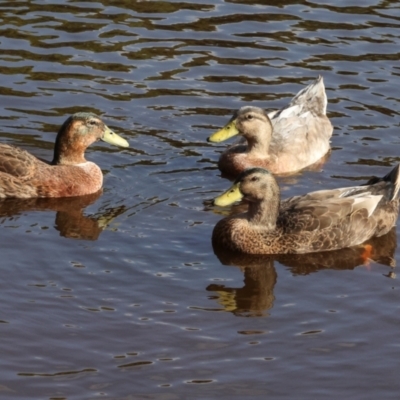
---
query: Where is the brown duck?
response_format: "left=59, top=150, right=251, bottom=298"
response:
left=208, top=76, right=333, bottom=177
left=0, top=112, right=129, bottom=198
left=212, top=166, right=400, bottom=254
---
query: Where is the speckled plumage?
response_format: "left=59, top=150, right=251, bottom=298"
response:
left=209, top=76, right=333, bottom=177
left=212, top=166, right=400, bottom=254
left=0, top=112, right=129, bottom=198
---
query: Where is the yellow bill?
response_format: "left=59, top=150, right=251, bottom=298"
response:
left=102, top=126, right=129, bottom=148
left=213, top=183, right=243, bottom=207
left=208, top=120, right=239, bottom=143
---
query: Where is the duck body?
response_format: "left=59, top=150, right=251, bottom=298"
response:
left=0, top=147, right=103, bottom=198
left=212, top=166, right=400, bottom=254
left=0, top=112, right=129, bottom=198
left=208, top=76, right=333, bottom=177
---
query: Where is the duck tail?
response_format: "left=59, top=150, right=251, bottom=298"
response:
left=290, top=76, right=327, bottom=116
left=384, top=164, right=400, bottom=200
left=366, top=164, right=400, bottom=200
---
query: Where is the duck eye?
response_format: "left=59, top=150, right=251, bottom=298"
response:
left=88, top=120, right=98, bottom=126
left=246, top=114, right=254, bottom=120
left=250, top=176, right=259, bottom=182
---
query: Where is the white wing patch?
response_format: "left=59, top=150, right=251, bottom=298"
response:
left=351, top=195, right=383, bottom=217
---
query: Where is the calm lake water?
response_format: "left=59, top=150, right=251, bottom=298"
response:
left=0, top=1, right=400, bottom=399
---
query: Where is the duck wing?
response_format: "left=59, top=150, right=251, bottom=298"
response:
left=267, top=77, right=332, bottom=160
left=280, top=164, right=400, bottom=235
left=279, top=195, right=382, bottom=234
left=0, top=144, right=39, bottom=179
left=269, top=110, right=332, bottom=151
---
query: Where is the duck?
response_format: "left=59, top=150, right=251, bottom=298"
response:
left=207, top=76, right=333, bottom=177
left=0, top=112, right=129, bottom=198
left=212, top=166, right=400, bottom=254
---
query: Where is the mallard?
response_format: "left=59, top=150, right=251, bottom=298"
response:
left=212, top=166, right=400, bottom=254
left=207, top=76, right=333, bottom=176
left=0, top=112, right=129, bottom=198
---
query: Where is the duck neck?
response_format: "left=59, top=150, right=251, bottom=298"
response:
left=245, top=126, right=272, bottom=156
left=52, top=134, right=87, bottom=165
left=247, top=184, right=280, bottom=230
left=52, top=144, right=87, bottom=165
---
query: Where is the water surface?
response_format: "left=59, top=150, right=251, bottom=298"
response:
left=0, top=1, right=400, bottom=399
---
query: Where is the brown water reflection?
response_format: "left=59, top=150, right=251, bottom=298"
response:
left=0, top=192, right=126, bottom=240
left=211, top=228, right=397, bottom=316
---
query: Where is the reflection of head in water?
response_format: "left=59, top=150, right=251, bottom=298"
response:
left=210, top=229, right=396, bottom=316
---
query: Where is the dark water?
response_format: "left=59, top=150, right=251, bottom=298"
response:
left=0, top=1, right=400, bottom=399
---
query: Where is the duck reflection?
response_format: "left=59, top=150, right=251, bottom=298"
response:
left=209, top=228, right=397, bottom=317
left=0, top=191, right=126, bottom=240
left=207, top=253, right=276, bottom=317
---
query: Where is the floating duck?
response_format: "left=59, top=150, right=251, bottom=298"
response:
left=0, top=112, right=128, bottom=198
left=212, top=166, right=400, bottom=254
left=208, top=76, right=333, bottom=176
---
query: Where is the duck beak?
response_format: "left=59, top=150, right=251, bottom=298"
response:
left=213, top=183, right=243, bottom=206
left=207, top=119, right=239, bottom=143
left=102, top=126, right=129, bottom=148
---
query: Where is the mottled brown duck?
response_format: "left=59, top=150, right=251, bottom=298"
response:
left=208, top=76, right=333, bottom=177
left=212, top=166, right=400, bottom=254
left=0, top=112, right=129, bottom=198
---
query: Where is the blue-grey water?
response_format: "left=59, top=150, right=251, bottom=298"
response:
left=0, top=1, right=399, bottom=399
